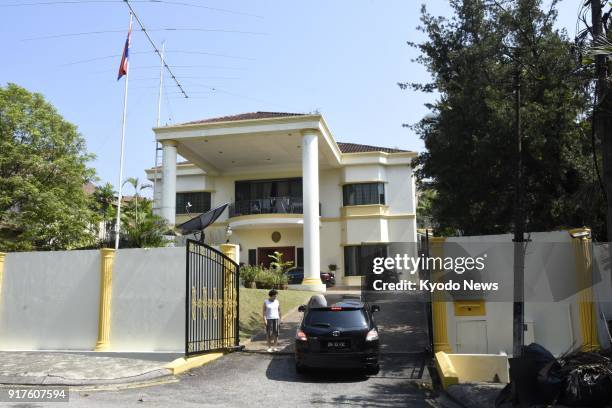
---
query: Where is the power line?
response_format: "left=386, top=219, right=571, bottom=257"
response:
left=1, top=0, right=264, bottom=18
left=167, top=50, right=255, bottom=60
left=23, top=27, right=267, bottom=41
left=123, top=0, right=188, bottom=98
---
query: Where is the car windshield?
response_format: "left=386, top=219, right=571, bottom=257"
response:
left=305, top=309, right=368, bottom=329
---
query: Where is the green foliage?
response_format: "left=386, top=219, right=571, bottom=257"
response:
left=118, top=198, right=169, bottom=248
left=405, top=0, right=604, bottom=237
left=239, top=264, right=261, bottom=287
left=90, top=183, right=116, bottom=244
left=254, top=268, right=277, bottom=288
left=0, top=83, right=97, bottom=251
left=267, top=250, right=293, bottom=272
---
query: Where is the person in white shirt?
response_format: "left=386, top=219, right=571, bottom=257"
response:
left=262, top=289, right=281, bottom=352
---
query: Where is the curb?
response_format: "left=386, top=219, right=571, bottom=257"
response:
left=164, top=352, right=225, bottom=375
left=0, top=353, right=226, bottom=386
left=0, top=368, right=174, bottom=387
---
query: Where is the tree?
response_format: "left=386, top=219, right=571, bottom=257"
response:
left=119, top=198, right=169, bottom=248
left=91, top=183, right=116, bottom=245
left=403, top=0, right=603, bottom=237
left=122, top=176, right=152, bottom=227
left=0, top=83, right=97, bottom=250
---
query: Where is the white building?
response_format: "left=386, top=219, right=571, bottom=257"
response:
left=146, top=112, right=418, bottom=290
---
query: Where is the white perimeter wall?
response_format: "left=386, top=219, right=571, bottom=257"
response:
left=0, top=248, right=186, bottom=352
left=444, top=231, right=612, bottom=355
left=0, top=250, right=101, bottom=350
left=110, top=247, right=185, bottom=352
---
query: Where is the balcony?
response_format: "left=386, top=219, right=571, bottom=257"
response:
left=228, top=197, right=303, bottom=218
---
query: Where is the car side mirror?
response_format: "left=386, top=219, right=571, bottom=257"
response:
left=371, top=305, right=380, bottom=313
left=298, top=305, right=306, bottom=312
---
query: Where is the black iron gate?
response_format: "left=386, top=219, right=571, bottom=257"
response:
left=185, top=239, right=240, bottom=356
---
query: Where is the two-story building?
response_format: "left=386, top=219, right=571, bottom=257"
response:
left=146, top=112, right=417, bottom=290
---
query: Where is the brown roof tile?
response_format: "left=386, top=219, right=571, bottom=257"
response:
left=180, top=111, right=307, bottom=125
left=336, top=142, right=408, bottom=154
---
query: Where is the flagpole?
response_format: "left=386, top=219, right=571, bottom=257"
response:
left=114, top=12, right=133, bottom=250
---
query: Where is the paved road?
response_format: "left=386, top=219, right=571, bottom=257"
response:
left=23, top=352, right=437, bottom=408
left=2, top=292, right=436, bottom=407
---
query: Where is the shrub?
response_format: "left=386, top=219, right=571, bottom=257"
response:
left=240, top=265, right=260, bottom=287
left=255, top=268, right=277, bottom=289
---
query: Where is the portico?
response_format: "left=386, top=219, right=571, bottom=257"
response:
left=155, top=113, right=342, bottom=292
left=148, top=111, right=418, bottom=289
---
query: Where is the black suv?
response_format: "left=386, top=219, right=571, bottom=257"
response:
left=294, top=297, right=380, bottom=374
left=286, top=267, right=336, bottom=287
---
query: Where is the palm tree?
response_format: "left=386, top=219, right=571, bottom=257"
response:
left=122, top=177, right=152, bottom=226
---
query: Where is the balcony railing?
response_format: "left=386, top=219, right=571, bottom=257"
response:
left=229, top=197, right=303, bottom=217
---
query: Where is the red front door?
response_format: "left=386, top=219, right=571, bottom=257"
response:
left=257, top=246, right=296, bottom=268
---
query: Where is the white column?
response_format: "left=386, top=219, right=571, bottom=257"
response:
left=300, top=130, right=325, bottom=292
left=161, top=140, right=177, bottom=225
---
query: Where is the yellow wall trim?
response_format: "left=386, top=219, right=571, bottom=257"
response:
left=429, top=236, right=452, bottom=353
left=341, top=204, right=389, bottom=217
left=569, top=227, right=600, bottom=351
left=454, top=300, right=486, bottom=316
left=95, top=248, right=115, bottom=351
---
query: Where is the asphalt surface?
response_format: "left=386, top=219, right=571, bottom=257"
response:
left=0, top=292, right=436, bottom=407
left=12, top=352, right=437, bottom=408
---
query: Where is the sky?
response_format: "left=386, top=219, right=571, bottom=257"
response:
left=1, top=0, right=581, bottom=196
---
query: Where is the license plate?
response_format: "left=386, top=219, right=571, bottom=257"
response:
left=327, top=341, right=348, bottom=349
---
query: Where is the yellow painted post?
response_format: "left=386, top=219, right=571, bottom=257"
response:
left=430, top=237, right=452, bottom=353
left=220, top=244, right=239, bottom=348
left=569, top=228, right=600, bottom=352
left=95, top=248, right=115, bottom=351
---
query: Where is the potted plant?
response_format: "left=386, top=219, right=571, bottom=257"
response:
left=239, top=265, right=259, bottom=288
left=274, top=271, right=289, bottom=290
left=255, top=268, right=276, bottom=289
left=268, top=251, right=294, bottom=273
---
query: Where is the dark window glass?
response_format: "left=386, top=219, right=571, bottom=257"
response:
left=235, top=178, right=302, bottom=200
left=297, top=248, right=304, bottom=267
left=305, top=309, right=368, bottom=329
left=176, top=192, right=211, bottom=214
left=344, top=244, right=388, bottom=276
left=248, top=249, right=257, bottom=266
left=342, top=183, right=385, bottom=206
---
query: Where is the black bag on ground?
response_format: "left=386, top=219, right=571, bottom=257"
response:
left=495, top=343, right=562, bottom=407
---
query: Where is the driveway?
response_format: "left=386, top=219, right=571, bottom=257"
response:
left=37, top=352, right=437, bottom=408
left=6, top=291, right=436, bottom=407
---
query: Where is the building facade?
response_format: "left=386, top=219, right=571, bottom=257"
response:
left=146, top=112, right=417, bottom=289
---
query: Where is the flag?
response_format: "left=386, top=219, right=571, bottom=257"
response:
left=117, top=13, right=133, bottom=80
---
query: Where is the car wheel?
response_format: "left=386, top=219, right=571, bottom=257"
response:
left=365, top=364, right=380, bottom=375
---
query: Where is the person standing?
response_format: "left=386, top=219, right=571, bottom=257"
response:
left=262, top=289, right=281, bottom=352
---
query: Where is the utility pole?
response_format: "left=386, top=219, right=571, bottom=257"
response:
left=592, top=0, right=612, bottom=242
left=512, top=68, right=525, bottom=357
left=152, top=41, right=165, bottom=214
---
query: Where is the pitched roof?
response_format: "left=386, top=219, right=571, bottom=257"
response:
left=179, top=111, right=307, bottom=125
left=336, top=142, right=408, bottom=154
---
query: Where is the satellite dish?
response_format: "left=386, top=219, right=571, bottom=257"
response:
left=177, top=202, right=229, bottom=242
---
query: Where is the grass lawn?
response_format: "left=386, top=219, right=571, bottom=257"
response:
left=239, top=288, right=313, bottom=341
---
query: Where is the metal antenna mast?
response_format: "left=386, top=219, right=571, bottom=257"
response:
left=152, top=41, right=165, bottom=213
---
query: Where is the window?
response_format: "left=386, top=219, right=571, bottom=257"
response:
left=248, top=249, right=257, bottom=266
left=344, top=244, right=388, bottom=276
left=235, top=178, right=302, bottom=201
left=176, top=192, right=211, bottom=214
left=296, top=248, right=304, bottom=267
left=342, top=183, right=385, bottom=206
